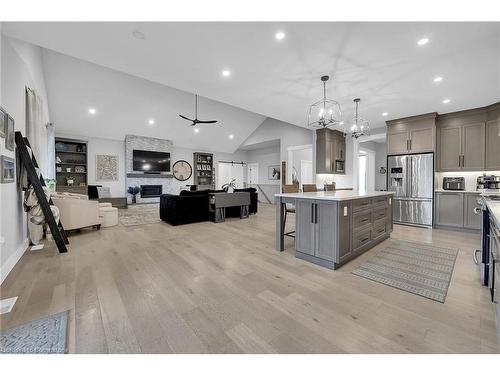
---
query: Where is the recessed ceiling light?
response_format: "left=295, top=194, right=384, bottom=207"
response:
left=148, top=119, right=155, bottom=125
left=442, top=99, right=451, bottom=104
left=229, top=134, right=234, bottom=139
left=132, top=30, right=145, bottom=40
left=194, top=128, right=200, bottom=133
left=222, top=70, right=231, bottom=77
left=382, top=112, right=389, bottom=117
left=88, top=108, right=96, bottom=115
left=275, top=31, right=286, bottom=40
left=417, top=37, right=429, bottom=46
left=433, top=76, right=443, bottom=83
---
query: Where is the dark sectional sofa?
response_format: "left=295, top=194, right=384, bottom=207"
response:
left=160, top=188, right=258, bottom=226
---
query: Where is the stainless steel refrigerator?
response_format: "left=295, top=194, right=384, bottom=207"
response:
left=388, top=153, right=433, bottom=227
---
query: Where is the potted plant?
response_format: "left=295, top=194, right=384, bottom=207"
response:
left=127, top=186, right=141, bottom=204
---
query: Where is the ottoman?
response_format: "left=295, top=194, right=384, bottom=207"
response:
left=99, top=206, right=118, bottom=227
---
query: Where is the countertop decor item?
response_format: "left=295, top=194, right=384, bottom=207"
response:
left=307, top=75, right=343, bottom=130
left=172, top=160, right=192, bottom=181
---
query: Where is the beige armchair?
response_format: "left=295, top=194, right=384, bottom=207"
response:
left=51, top=193, right=101, bottom=231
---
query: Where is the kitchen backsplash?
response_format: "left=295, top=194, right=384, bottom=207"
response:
left=435, top=171, right=500, bottom=190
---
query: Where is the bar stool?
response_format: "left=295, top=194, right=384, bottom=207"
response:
left=282, top=184, right=299, bottom=238
left=324, top=183, right=336, bottom=191
left=302, top=184, right=318, bottom=192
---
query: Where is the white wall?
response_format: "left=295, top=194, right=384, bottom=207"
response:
left=374, top=142, right=387, bottom=190
left=246, top=146, right=280, bottom=185
left=1, top=36, right=51, bottom=283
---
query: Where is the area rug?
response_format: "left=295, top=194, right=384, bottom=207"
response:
left=351, top=239, right=458, bottom=303
left=0, top=311, right=68, bottom=354
left=118, top=203, right=160, bottom=226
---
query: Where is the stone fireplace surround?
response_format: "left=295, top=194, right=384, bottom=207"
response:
left=125, top=135, right=174, bottom=204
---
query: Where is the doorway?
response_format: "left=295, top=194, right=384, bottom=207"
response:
left=287, top=144, right=313, bottom=188
left=247, top=163, right=259, bottom=185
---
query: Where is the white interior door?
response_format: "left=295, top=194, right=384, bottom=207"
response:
left=247, top=163, right=259, bottom=185
left=300, top=160, right=313, bottom=185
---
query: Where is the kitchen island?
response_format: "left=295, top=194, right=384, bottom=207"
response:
left=275, top=190, right=394, bottom=269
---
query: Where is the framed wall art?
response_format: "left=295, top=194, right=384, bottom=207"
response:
left=5, top=115, right=15, bottom=151
left=268, top=165, right=280, bottom=180
left=1, top=155, right=15, bottom=183
left=96, top=154, right=118, bottom=181
left=0, top=107, right=6, bottom=138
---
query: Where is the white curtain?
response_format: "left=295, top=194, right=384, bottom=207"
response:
left=26, top=87, right=51, bottom=176
left=46, top=123, right=55, bottom=179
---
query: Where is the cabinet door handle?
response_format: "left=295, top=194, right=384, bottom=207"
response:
left=409, top=139, right=412, bottom=151
left=315, top=203, right=318, bottom=224
left=458, top=155, right=461, bottom=167
left=360, top=237, right=370, bottom=243
left=311, top=204, right=314, bottom=224
left=406, top=139, right=409, bottom=151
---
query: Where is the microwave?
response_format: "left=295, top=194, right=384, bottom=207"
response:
left=335, top=160, right=345, bottom=174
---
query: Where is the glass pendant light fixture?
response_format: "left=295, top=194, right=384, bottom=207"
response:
left=348, top=98, right=370, bottom=139
left=308, top=75, right=343, bottom=130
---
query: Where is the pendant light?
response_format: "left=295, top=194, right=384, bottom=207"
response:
left=307, top=75, right=343, bottom=130
left=348, top=98, right=370, bottom=139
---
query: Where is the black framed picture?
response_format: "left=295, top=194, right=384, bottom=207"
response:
left=0, top=107, right=6, bottom=138
left=268, top=165, right=280, bottom=180
left=5, top=115, right=15, bottom=151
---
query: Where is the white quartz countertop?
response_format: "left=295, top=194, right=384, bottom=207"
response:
left=275, top=190, right=394, bottom=201
left=435, top=189, right=480, bottom=194
left=486, top=201, right=500, bottom=230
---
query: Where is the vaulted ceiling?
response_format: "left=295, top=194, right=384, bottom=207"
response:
left=3, top=22, right=499, bottom=151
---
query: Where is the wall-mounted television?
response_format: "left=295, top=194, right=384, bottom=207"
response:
left=133, top=149, right=171, bottom=173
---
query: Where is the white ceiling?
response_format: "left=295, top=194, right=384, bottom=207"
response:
left=40, top=49, right=266, bottom=153
left=3, top=22, right=500, bottom=141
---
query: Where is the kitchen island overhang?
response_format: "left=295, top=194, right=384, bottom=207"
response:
left=275, top=190, right=395, bottom=269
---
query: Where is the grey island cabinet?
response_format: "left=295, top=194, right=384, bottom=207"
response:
left=275, top=191, right=394, bottom=269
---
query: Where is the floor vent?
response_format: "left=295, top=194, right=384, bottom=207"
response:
left=0, top=296, right=18, bottom=315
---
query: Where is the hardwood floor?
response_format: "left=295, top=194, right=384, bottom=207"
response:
left=1, top=203, right=498, bottom=353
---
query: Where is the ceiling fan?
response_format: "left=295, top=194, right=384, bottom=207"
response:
left=179, top=94, right=218, bottom=126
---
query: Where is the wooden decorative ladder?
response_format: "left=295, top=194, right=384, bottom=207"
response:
left=15, top=131, right=69, bottom=253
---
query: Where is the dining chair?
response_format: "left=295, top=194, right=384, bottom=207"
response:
left=324, top=183, right=336, bottom=191
left=302, top=184, right=318, bottom=192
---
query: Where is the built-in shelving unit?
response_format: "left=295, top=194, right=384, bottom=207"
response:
left=55, top=137, right=88, bottom=194
left=193, top=152, right=214, bottom=189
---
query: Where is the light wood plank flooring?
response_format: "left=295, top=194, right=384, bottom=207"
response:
left=1, top=203, right=498, bottom=353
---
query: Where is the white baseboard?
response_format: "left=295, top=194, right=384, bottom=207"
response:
left=0, top=238, right=29, bottom=285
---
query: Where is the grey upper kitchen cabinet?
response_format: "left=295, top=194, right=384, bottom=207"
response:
left=316, top=128, right=346, bottom=174
left=437, top=121, right=485, bottom=171
left=486, top=119, right=500, bottom=170
left=463, top=193, right=481, bottom=230
left=438, top=124, right=462, bottom=171
left=386, top=113, right=437, bottom=155
left=435, top=192, right=464, bottom=228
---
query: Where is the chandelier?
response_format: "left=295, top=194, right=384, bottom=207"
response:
left=348, top=98, right=370, bottom=139
left=307, top=75, right=342, bottom=130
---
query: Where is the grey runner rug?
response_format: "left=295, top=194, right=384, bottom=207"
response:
left=351, top=239, right=458, bottom=303
left=0, top=311, right=68, bottom=354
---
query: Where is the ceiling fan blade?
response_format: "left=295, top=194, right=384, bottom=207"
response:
left=196, top=120, right=218, bottom=124
left=179, top=114, right=194, bottom=121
